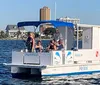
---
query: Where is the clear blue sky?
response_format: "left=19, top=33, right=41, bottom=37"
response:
left=0, top=0, right=100, bottom=30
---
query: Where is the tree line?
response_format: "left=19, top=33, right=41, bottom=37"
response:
left=0, top=28, right=82, bottom=39
left=0, top=31, right=8, bottom=39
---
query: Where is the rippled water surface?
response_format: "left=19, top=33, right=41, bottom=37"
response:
left=0, top=40, right=100, bottom=85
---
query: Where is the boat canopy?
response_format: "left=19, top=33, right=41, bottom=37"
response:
left=17, top=20, right=74, bottom=28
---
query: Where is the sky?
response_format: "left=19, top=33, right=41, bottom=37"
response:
left=0, top=0, right=100, bottom=30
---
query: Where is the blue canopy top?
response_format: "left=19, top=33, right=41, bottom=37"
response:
left=17, top=20, right=74, bottom=28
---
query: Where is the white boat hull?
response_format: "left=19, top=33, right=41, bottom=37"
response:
left=4, top=63, right=100, bottom=78
left=42, top=64, right=100, bottom=76
left=4, top=48, right=100, bottom=78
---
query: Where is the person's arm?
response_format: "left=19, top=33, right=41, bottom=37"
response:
left=35, top=45, right=40, bottom=48
left=40, top=45, right=43, bottom=52
left=54, top=45, right=57, bottom=51
left=31, top=38, right=35, bottom=52
left=40, top=45, right=43, bottom=49
left=47, top=45, right=50, bottom=51
left=33, top=39, right=35, bottom=46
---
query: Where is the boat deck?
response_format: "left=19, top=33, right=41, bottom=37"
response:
left=3, top=63, right=46, bottom=69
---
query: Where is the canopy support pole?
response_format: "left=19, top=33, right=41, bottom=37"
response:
left=39, top=26, right=41, bottom=41
left=76, top=24, right=79, bottom=49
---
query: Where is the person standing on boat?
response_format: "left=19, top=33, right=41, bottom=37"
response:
left=26, top=32, right=35, bottom=52
left=53, top=29, right=63, bottom=42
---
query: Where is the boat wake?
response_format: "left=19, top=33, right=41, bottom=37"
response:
left=42, top=74, right=100, bottom=85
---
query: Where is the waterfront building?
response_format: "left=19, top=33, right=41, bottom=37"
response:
left=6, top=25, right=27, bottom=38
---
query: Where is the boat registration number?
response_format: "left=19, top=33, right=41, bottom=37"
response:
left=79, top=66, right=88, bottom=71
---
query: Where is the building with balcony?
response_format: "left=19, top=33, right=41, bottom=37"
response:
left=6, top=25, right=27, bottom=38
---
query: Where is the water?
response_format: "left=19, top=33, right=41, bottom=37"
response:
left=0, top=40, right=100, bottom=85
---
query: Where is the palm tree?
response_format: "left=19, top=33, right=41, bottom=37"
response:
left=0, top=31, right=5, bottom=38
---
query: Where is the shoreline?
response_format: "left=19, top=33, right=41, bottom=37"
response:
left=0, top=37, right=82, bottom=40
left=0, top=39, right=82, bottom=41
left=0, top=38, right=52, bottom=40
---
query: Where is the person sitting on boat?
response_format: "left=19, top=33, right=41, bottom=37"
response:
left=35, top=40, right=43, bottom=52
left=53, top=29, right=63, bottom=42
left=57, top=39, right=64, bottom=50
left=26, top=32, right=35, bottom=52
left=47, top=40, right=57, bottom=51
